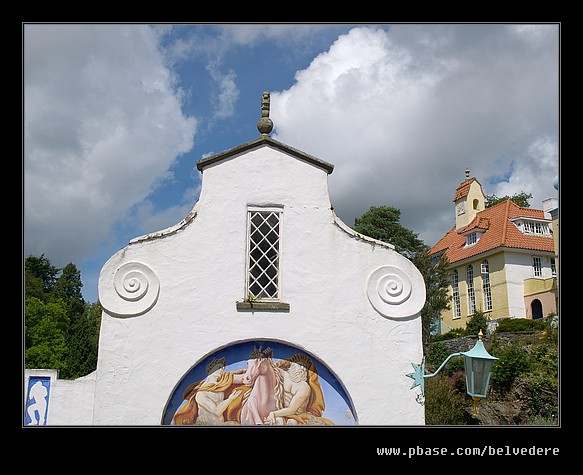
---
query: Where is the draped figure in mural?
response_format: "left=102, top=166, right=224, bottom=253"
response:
left=173, top=357, right=249, bottom=425
left=267, top=353, right=334, bottom=425
left=172, top=348, right=334, bottom=425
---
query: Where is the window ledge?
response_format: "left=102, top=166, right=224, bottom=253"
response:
left=236, top=301, right=290, bottom=312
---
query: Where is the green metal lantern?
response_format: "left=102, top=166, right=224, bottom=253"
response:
left=461, top=330, right=498, bottom=398
left=461, top=330, right=498, bottom=415
left=407, top=329, right=498, bottom=416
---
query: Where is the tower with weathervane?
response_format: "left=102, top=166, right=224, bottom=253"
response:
left=430, top=168, right=557, bottom=333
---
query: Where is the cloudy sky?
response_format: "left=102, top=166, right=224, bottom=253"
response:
left=23, top=23, right=559, bottom=303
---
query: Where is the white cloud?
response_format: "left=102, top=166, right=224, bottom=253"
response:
left=508, top=24, right=558, bottom=48
left=24, top=24, right=197, bottom=268
left=270, top=25, right=559, bottom=246
left=492, top=136, right=559, bottom=204
left=206, top=63, right=239, bottom=119
left=132, top=183, right=202, bottom=237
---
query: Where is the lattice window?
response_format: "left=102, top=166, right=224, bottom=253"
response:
left=246, top=208, right=282, bottom=300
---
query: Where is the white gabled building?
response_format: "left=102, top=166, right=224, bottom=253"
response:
left=25, top=92, right=426, bottom=426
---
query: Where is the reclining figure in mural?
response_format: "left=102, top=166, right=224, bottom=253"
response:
left=172, top=346, right=334, bottom=425
left=263, top=351, right=329, bottom=425
left=192, top=357, right=243, bottom=425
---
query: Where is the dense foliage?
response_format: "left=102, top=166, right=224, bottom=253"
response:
left=353, top=206, right=425, bottom=258
left=495, top=317, right=549, bottom=332
left=424, top=374, right=467, bottom=425
left=425, top=315, right=558, bottom=425
left=24, top=254, right=101, bottom=379
left=485, top=191, right=532, bottom=208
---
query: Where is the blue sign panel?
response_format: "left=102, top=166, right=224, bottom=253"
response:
left=25, top=376, right=51, bottom=425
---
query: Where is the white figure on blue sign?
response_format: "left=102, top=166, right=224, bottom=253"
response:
left=27, top=380, right=48, bottom=425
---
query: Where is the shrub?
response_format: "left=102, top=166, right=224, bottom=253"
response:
left=424, top=374, right=467, bottom=425
left=528, top=413, right=558, bottom=426
left=449, top=370, right=466, bottom=394
left=432, top=327, right=466, bottom=341
left=426, top=341, right=465, bottom=377
left=425, top=341, right=450, bottom=369
left=531, top=344, right=558, bottom=376
left=465, top=310, right=489, bottom=336
left=526, top=343, right=558, bottom=420
left=526, top=374, right=558, bottom=420
left=495, top=318, right=547, bottom=333
left=490, top=345, right=531, bottom=388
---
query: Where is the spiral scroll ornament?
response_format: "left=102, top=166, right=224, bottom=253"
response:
left=99, top=261, right=160, bottom=317
left=366, top=265, right=425, bottom=319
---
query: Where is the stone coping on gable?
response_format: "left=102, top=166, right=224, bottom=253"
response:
left=196, top=135, right=335, bottom=174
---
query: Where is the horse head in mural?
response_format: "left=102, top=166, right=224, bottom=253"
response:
left=240, top=346, right=279, bottom=425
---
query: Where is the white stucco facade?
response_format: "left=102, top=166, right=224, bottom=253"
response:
left=504, top=251, right=556, bottom=318
left=26, top=130, right=427, bottom=426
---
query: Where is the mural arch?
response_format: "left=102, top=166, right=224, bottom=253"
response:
left=162, top=339, right=357, bottom=426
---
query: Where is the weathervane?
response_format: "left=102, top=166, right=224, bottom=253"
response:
left=257, top=91, right=273, bottom=135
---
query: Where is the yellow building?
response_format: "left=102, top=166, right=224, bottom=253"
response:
left=429, top=170, right=557, bottom=333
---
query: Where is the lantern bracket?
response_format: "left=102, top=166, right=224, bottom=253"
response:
left=406, top=352, right=462, bottom=396
left=406, top=330, right=498, bottom=403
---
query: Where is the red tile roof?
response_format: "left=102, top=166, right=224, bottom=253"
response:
left=429, top=199, right=554, bottom=264
left=453, top=177, right=482, bottom=201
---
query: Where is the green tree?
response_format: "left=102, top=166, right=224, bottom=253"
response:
left=66, top=301, right=102, bottom=379
left=465, top=309, right=489, bottom=336
left=353, top=206, right=425, bottom=258
left=24, top=255, right=100, bottom=379
left=87, top=301, right=103, bottom=363
left=24, top=268, right=45, bottom=301
left=485, top=191, right=532, bottom=208
left=353, top=206, right=450, bottom=347
left=25, top=297, right=70, bottom=372
left=53, top=263, right=86, bottom=318
left=25, top=254, right=60, bottom=297
left=55, top=263, right=90, bottom=378
left=413, top=249, right=451, bottom=348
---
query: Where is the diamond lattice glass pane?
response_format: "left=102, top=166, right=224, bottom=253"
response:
left=248, top=211, right=281, bottom=299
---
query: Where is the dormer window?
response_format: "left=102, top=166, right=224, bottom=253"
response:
left=511, top=217, right=551, bottom=236
left=524, top=221, right=545, bottom=235
left=465, top=232, right=478, bottom=247
left=463, top=230, right=484, bottom=247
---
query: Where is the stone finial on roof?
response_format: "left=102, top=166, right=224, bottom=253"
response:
left=465, top=166, right=470, bottom=180
left=257, top=91, right=273, bottom=135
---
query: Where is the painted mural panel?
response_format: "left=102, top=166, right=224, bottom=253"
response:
left=163, top=340, right=356, bottom=426
left=25, top=376, right=51, bottom=425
